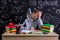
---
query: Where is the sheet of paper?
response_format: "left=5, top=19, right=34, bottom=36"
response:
left=21, top=30, right=32, bottom=33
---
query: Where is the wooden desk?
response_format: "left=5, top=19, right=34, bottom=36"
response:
left=2, top=32, right=58, bottom=40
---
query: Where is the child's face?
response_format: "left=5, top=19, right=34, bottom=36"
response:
left=31, top=11, right=42, bottom=20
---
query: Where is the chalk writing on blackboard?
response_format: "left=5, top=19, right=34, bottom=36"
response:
left=0, top=5, right=8, bottom=12
left=29, top=0, right=37, bottom=6
left=19, top=16, right=23, bottom=21
left=15, top=16, right=23, bottom=22
left=38, top=0, right=59, bottom=8
left=42, top=19, right=49, bottom=24
left=42, top=13, right=53, bottom=21
left=53, top=16, right=60, bottom=27
left=42, top=13, right=60, bottom=29
left=1, top=13, right=9, bottom=18
left=57, top=22, right=60, bottom=33
left=55, top=21, right=60, bottom=29
left=1, top=0, right=7, bottom=5
left=53, top=7, right=56, bottom=10
left=53, top=16, right=60, bottom=20
left=56, top=9, right=60, bottom=14
left=14, top=0, right=20, bottom=3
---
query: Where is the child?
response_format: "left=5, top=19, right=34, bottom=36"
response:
left=22, top=8, right=43, bottom=30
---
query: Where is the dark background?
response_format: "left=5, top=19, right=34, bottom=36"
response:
left=0, top=0, right=60, bottom=40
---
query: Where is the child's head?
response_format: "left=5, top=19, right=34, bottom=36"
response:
left=30, top=8, right=42, bottom=21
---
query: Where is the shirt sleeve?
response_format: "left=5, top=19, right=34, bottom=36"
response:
left=37, top=18, right=43, bottom=30
left=22, top=19, right=31, bottom=30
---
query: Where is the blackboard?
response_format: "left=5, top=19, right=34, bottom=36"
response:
left=0, top=0, right=60, bottom=34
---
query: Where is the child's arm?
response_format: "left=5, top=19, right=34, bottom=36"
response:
left=38, top=11, right=43, bottom=26
left=37, top=18, right=43, bottom=30
left=39, top=18, right=43, bottom=25
left=22, top=19, right=31, bottom=30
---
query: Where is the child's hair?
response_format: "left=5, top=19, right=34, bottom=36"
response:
left=31, top=7, right=42, bottom=13
left=27, top=7, right=42, bottom=18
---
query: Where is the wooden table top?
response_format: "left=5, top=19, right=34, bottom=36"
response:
left=2, top=30, right=58, bottom=37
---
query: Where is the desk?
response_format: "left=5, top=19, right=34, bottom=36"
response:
left=2, top=32, right=58, bottom=40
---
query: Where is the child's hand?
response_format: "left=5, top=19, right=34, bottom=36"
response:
left=38, top=11, right=42, bottom=18
left=30, top=27, right=35, bottom=31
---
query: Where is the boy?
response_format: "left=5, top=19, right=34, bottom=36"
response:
left=22, top=8, right=43, bottom=30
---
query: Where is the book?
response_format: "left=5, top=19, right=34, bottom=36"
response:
left=42, top=24, right=54, bottom=33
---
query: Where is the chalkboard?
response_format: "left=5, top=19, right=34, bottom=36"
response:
left=0, top=0, right=60, bottom=34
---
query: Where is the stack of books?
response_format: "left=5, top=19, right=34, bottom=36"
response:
left=41, top=24, right=54, bottom=33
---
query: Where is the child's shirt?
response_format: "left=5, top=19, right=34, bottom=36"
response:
left=22, top=18, right=43, bottom=30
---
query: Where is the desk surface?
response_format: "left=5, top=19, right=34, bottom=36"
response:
left=2, top=31, right=58, bottom=37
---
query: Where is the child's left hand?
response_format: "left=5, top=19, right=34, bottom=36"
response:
left=38, top=11, right=42, bottom=18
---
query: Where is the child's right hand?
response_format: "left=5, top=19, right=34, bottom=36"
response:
left=30, top=27, right=35, bottom=31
